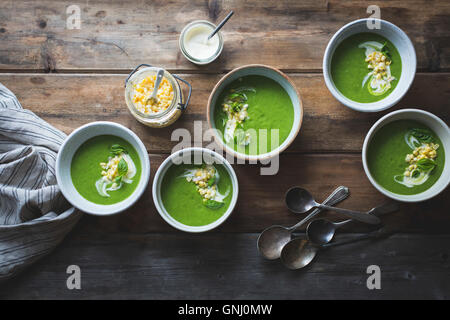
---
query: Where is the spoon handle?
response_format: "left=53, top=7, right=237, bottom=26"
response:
left=323, top=227, right=394, bottom=248
left=150, top=68, right=164, bottom=100
left=318, top=204, right=381, bottom=225
left=333, top=202, right=400, bottom=228
left=208, top=11, right=234, bottom=40
left=288, top=186, right=349, bottom=231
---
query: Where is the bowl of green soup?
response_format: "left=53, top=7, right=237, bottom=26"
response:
left=56, top=122, right=150, bottom=215
left=363, top=109, right=450, bottom=202
left=207, top=64, right=303, bottom=161
left=324, top=19, right=416, bottom=112
left=153, top=147, right=238, bottom=232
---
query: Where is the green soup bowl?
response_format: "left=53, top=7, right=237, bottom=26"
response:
left=323, top=18, right=416, bottom=112
left=362, top=109, right=450, bottom=202
left=153, top=147, right=238, bottom=232
left=207, top=64, right=303, bottom=162
left=56, top=121, right=150, bottom=215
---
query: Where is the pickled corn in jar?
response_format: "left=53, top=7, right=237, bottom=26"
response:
left=125, top=64, right=192, bottom=128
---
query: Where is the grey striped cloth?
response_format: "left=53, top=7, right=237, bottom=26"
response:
left=0, top=83, right=82, bottom=282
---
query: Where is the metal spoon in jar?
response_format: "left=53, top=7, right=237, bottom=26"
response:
left=280, top=226, right=393, bottom=270
left=307, top=202, right=400, bottom=246
left=285, top=187, right=381, bottom=225
left=257, top=186, right=349, bottom=260
left=145, top=68, right=164, bottom=104
left=207, top=11, right=234, bottom=40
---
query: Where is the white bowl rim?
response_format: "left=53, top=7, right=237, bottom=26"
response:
left=362, top=108, right=450, bottom=202
left=56, top=121, right=151, bottom=216
left=152, top=147, right=239, bottom=233
left=206, top=64, right=303, bottom=161
left=323, top=18, right=417, bottom=113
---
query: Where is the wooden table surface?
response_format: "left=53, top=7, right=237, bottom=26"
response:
left=0, top=0, right=449, bottom=299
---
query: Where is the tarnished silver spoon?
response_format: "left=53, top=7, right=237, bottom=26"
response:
left=307, top=202, right=400, bottom=245
left=257, top=186, right=349, bottom=260
left=285, top=187, right=381, bottom=225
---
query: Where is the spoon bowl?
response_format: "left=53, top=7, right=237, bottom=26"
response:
left=307, top=219, right=335, bottom=245
left=281, top=226, right=393, bottom=270
left=285, top=187, right=315, bottom=213
left=257, top=226, right=292, bottom=260
left=280, top=239, right=318, bottom=270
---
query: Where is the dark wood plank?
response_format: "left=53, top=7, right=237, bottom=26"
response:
left=0, top=73, right=448, bottom=153
left=0, top=0, right=449, bottom=71
left=78, top=153, right=450, bottom=234
left=0, top=232, right=448, bottom=299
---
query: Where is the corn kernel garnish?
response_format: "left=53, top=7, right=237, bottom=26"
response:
left=186, top=165, right=218, bottom=202
left=405, top=142, right=439, bottom=167
left=359, top=41, right=397, bottom=96
left=395, top=129, right=440, bottom=188
left=400, top=142, right=439, bottom=179
left=222, top=89, right=254, bottom=145
left=101, top=155, right=122, bottom=181
left=366, top=50, right=392, bottom=83
left=132, top=75, right=174, bottom=114
left=95, top=145, right=137, bottom=198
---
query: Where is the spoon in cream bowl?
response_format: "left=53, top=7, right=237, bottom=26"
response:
left=207, top=11, right=234, bottom=41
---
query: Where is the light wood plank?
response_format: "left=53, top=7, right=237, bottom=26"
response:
left=0, top=73, right=448, bottom=153
left=0, top=0, right=449, bottom=71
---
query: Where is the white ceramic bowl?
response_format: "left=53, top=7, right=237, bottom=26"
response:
left=207, top=64, right=303, bottom=161
left=362, top=109, right=450, bottom=202
left=56, top=122, right=150, bottom=215
left=179, top=20, right=224, bottom=65
left=323, top=18, right=416, bottom=112
left=153, top=147, right=238, bottom=232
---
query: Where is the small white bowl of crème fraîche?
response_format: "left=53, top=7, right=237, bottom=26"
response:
left=179, top=20, right=224, bottom=65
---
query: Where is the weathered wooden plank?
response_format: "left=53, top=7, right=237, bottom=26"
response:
left=0, top=232, right=448, bottom=299
left=74, top=153, right=450, bottom=234
left=0, top=0, right=449, bottom=71
left=0, top=73, right=448, bottom=153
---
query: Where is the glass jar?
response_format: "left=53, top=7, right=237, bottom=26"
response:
left=125, top=64, right=192, bottom=128
left=179, top=20, right=224, bottom=65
